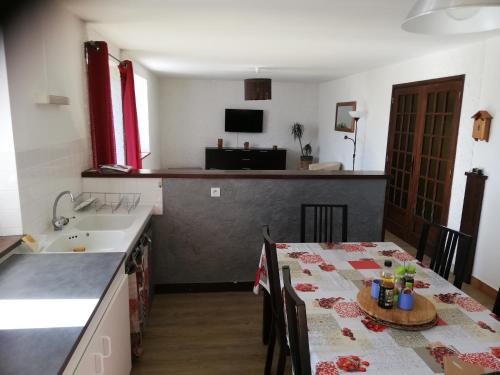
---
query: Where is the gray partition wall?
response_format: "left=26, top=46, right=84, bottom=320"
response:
left=152, top=177, right=387, bottom=285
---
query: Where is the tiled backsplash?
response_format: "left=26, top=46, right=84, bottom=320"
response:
left=16, top=139, right=92, bottom=235
left=82, top=177, right=163, bottom=215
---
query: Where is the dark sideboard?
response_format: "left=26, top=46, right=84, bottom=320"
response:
left=205, top=147, right=286, bottom=170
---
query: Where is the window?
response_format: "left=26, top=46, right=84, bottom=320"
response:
left=108, top=60, right=150, bottom=164
left=134, top=74, right=150, bottom=157
left=109, top=59, right=125, bottom=164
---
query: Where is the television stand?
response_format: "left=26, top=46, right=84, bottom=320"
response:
left=205, top=147, right=287, bottom=170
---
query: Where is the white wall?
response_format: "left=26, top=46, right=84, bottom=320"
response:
left=159, top=78, right=319, bottom=169
left=0, top=30, right=22, bottom=236
left=4, top=2, right=92, bottom=234
left=318, top=36, right=500, bottom=289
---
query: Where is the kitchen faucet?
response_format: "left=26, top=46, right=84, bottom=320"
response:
left=52, top=191, right=74, bottom=231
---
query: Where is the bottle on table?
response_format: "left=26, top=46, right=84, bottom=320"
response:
left=404, top=264, right=416, bottom=290
left=378, top=260, right=395, bottom=309
left=393, top=266, right=406, bottom=304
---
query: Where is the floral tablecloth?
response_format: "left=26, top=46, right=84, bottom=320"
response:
left=254, top=242, right=500, bottom=374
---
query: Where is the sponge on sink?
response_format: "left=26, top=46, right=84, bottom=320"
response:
left=21, top=235, right=39, bottom=252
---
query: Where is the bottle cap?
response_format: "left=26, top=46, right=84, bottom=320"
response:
left=384, top=260, right=392, bottom=267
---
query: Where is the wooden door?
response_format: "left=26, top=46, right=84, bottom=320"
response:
left=385, top=76, right=464, bottom=247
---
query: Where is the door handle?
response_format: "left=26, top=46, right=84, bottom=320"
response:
left=102, top=336, right=112, bottom=358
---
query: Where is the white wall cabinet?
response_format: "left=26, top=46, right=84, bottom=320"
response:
left=74, top=275, right=131, bottom=375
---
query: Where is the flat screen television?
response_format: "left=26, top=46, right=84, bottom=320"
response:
left=225, top=109, right=263, bottom=133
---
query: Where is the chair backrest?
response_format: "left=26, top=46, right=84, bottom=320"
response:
left=493, top=287, right=500, bottom=316
left=300, top=204, right=348, bottom=242
left=262, top=226, right=287, bottom=340
left=416, top=221, right=472, bottom=289
left=282, top=266, right=312, bottom=375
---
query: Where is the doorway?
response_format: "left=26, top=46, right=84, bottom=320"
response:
left=384, top=75, right=465, bottom=247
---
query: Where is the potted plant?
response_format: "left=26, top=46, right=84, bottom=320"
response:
left=291, top=122, right=313, bottom=170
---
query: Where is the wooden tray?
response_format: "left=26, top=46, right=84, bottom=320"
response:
left=357, top=287, right=437, bottom=330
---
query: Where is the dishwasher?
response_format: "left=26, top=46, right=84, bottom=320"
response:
left=125, top=223, right=153, bottom=358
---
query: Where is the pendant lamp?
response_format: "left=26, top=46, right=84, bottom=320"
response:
left=402, top=0, right=500, bottom=34
left=244, top=78, right=272, bottom=100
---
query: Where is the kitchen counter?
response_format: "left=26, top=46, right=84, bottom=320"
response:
left=0, top=235, right=23, bottom=258
left=0, top=252, right=126, bottom=375
left=82, top=168, right=388, bottom=179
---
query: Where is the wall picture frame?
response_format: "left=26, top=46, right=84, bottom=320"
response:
left=335, top=101, right=356, bottom=132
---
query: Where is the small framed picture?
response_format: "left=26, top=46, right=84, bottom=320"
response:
left=335, top=101, right=356, bottom=132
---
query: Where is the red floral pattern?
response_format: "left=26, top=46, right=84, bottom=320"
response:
left=336, top=356, right=370, bottom=372
left=341, top=244, right=365, bottom=252
left=433, top=293, right=460, bottom=304
left=289, top=251, right=308, bottom=259
left=478, top=321, right=496, bottom=333
left=426, top=344, right=457, bottom=367
left=303, top=269, right=312, bottom=276
left=319, top=263, right=336, bottom=272
left=316, top=297, right=344, bottom=309
left=276, top=243, right=289, bottom=249
left=414, top=280, right=430, bottom=288
left=315, top=361, right=339, bottom=375
left=457, top=352, right=500, bottom=370
left=361, top=317, right=386, bottom=332
left=300, top=254, right=325, bottom=264
left=295, top=283, right=318, bottom=292
left=456, top=296, right=486, bottom=312
left=392, top=251, right=415, bottom=261
left=360, top=242, right=377, bottom=247
left=333, top=301, right=363, bottom=318
left=491, top=347, right=500, bottom=359
left=378, top=249, right=399, bottom=256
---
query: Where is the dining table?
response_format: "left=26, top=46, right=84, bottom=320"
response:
left=254, top=241, right=500, bottom=374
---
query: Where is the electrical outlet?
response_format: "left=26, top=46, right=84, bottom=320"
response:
left=210, top=187, right=221, bottom=197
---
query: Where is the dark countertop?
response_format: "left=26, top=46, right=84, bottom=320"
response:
left=82, top=168, right=388, bottom=179
left=0, top=235, right=23, bottom=258
left=0, top=253, right=126, bottom=375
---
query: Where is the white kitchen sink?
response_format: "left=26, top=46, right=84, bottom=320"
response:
left=74, top=215, right=135, bottom=231
left=43, top=231, right=126, bottom=253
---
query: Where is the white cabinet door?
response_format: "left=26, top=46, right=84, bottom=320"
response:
left=74, top=275, right=131, bottom=375
left=74, top=338, right=105, bottom=375
left=100, top=275, right=131, bottom=375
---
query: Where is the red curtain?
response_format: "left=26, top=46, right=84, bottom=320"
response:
left=119, top=60, right=142, bottom=169
left=85, top=41, right=116, bottom=167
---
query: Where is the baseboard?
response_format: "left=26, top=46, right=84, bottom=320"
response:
left=470, top=276, right=497, bottom=299
left=155, top=281, right=254, bottom=293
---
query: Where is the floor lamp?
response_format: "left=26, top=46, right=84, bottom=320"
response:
left=344, top=110, right=364, bottom=171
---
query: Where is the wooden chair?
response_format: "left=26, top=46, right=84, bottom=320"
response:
left=416, top=222, right=472, bottom=289
left=282, top=266, right=312, bottom=375
left=300, top=204, right=348, bottom=242
left=262, top=225, right=288, bottom=375
left=493, top=287, right=500, bottom=316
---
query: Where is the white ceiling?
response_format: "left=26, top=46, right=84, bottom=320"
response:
left=63, top=0, right=500, bottom=82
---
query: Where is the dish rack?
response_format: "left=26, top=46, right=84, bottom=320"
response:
left=73, top=192, right=141, bottom=213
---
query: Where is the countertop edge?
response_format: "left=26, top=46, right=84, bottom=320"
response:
left=82, top=169, right=389, bottom=179
left=0, top=236, right=23, bottom=259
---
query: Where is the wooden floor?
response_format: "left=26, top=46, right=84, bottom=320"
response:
left=131, top=292, right=269, bottom=374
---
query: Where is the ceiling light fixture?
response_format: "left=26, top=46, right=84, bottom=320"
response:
left=245, top=67, right=271, bottom=100
left=402, top=0, right=500, bottom=35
